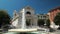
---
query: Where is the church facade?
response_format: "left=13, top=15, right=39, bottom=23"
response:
left=11, top=6, right=49, bottom=28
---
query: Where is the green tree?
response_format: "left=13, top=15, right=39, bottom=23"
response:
left=54, top=13, right=60, bottom=26
left=38, top=19, right=45, bottom=26
left=46, top=19, right=50, bottom=27
left=0, top=10, right=11, bottom=28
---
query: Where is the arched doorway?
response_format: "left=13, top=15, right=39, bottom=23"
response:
left=26, top=19, right=31, bottom=26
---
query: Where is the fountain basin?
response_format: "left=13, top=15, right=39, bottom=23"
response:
left=3, top=28, right=49, bottom=34
left=8, top=28, right=37, bottom=32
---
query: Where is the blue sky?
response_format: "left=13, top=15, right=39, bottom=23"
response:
left=0, top=0, right=60, bottom=17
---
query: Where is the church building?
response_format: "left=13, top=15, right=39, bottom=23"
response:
left=11, top=6, right=49, bottom=28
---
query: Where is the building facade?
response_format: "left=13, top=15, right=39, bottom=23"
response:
left=11, top=6, right=49, bottom=28
left=37, top=14, right=49, bottom=26
left=48, top=7, right=60, bottom=24
left=37, top=14, right=49, bottom=19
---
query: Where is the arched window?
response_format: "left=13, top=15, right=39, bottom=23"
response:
left=26, top=11, right=31, bottom=15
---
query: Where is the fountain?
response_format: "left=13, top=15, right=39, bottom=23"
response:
left=8, top=8, right=37, bottom=32
left=50, top=22, right=59, bottom=29
left=50, top=22, right=55, bottom=28
left=21, top=9, right=26, bottom=29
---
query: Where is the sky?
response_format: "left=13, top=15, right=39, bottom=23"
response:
left=0, top=0, right=60, bottom=17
